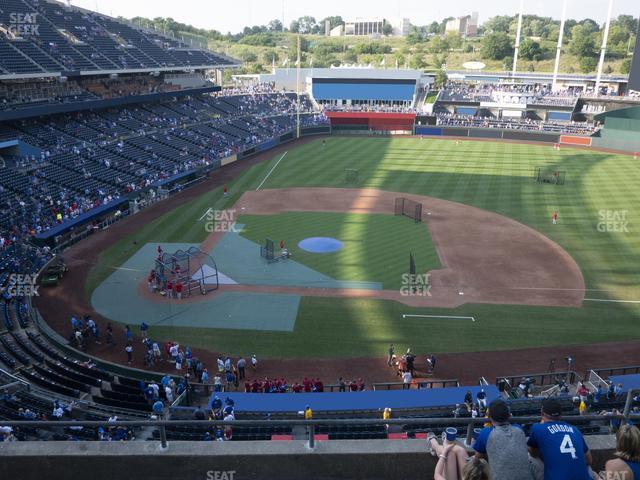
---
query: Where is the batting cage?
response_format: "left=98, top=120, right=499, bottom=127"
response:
left=260, top=238, right=291, bottom=263
left=395, top=197, right=423, bottom=223
left=154, top=247, right=219, bottom=295
left=534, top=167, right=566, bottom=185
left=260, top=238, right=275, bottom=262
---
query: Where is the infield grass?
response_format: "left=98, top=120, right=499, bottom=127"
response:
left=238, top=212, right=440, bottom=289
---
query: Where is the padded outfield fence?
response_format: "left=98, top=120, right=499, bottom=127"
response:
left=395, top=197, right=422, bottom=223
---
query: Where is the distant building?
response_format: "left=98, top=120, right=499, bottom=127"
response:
left=339, top=17, right=411, bottom=37
left=344, top=17, right=385, bottom=36
left=445, top=12, right=479, bottom=37
left=394, top=18, right=412, bottom=37
left=329, top=25, right=345, bottom=37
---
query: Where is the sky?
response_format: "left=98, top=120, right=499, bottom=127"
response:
left=69, top=0, right=639, bottom=34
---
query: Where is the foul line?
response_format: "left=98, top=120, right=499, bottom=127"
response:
left=256, top=151, right=287, bottom=191
left=584, top=298, right=640, bottom=304
left=198, top=207, right=213, bottom=222
left=402, top=314, right=476, bottom=322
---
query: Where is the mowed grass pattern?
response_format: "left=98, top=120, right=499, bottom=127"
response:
left=88, top=137, right=640, bottom=357
left=238, top=212, right=440, bottom=289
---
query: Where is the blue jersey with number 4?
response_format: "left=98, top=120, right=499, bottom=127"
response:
left=527, top=421, right=590, bottom=480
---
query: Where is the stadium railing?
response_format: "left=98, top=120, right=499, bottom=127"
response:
left=1, top=411, right=638, bottom=449
left=497, top=370, right=582, bottom=388
left=372, top=379, right=459, bottom=390
left=589, top=365, right=640, bottom=378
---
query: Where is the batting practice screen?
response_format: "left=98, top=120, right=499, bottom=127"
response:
left=395, top=197, right=422, bottom=223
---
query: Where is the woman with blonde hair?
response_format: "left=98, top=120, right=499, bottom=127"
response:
left=462, top=457, right=490, bottom=480
left=606, top=424, right=640, bottom=479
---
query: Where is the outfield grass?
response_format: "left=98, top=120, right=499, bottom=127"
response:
left=239, top=212, right=440, bottom=289
left=87, top=137, right=640, bottom=357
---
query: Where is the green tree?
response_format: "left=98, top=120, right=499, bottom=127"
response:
left=267, top=19, right=283, bottom=32
left=406, top=26, right=424, bottom=45
left=427, top=22, right=440, bottom=35
left=569, top=25, right=597, bottom=57
left=480, top=32, right=514, bottom=60
left=519, top=39, right=543, bottom=61
left=484, top=16, right=513, bottom=34
left=435, top=70, right=447, bottom=88
left=319, top=16, right=344, bottom=31
left=239, top=51, right=257, bottom=62
left=410, top=54, right=427, bottom=70
left=579, top=56, right=597, bottom=73
left=621, top=58, right=632, bottom=74
left=444, top=32, right=462, bottom=50
left=429, top=36, right=447, bottom=53
left=612, top=15, right=639, bottom=35
left=382, top=21, right=393, bottom=36
left=343, top=49, right=358, bottom=63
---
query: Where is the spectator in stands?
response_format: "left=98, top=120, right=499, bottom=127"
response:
left=606, top=424, right=640, bottom=480
left=476, top=389, right=487, bottom=411
left=428, top=427, right=469, bottom=480
left=461, top=457, right=490, bottom=480
left=152, top=399, right=164, bottom=419
left=473, top=399, right=533, bottom=480
left=338, top=377, right=346, bottom=392
left=402, top=369, right=412, bottom=386
left=464, top=391, right=474, bottom=411
left=527, top=398, right=592, bottom=480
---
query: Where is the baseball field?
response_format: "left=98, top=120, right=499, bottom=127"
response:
left=83, top=136, right=640, bottom=359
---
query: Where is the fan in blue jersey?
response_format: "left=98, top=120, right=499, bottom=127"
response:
left=527, top=398, right=592, bottom=480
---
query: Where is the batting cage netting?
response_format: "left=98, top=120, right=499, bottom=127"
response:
left=395, top=197, right=423, bottom=223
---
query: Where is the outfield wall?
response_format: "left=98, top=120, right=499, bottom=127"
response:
left=414, top=126, right=561, bottom=143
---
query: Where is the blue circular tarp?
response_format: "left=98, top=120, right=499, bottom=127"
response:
left=298, top=237, right=343, bottom=253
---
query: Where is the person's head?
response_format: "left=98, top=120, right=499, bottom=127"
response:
left=541, top=398, right=562, bottom=422
left=615, top=424, right=640, bottom=463
left=488, top=399, right=510, bottom=424
left=462, top=457, right=490, bottom=480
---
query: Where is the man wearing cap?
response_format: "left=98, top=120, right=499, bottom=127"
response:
left=527, top=398, right=592, bottom=480
left=473, top=399, right=533, bottom=480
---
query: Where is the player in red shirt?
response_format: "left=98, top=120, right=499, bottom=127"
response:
left=303, top=377, right=312, bottom=392
left=552, top=211, right=558, bottom=225
left=166, top=280, right=173, bottom=298
left=175, top=281, right=183, bottom=300
left=223, top=185, right=228, bottom=197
